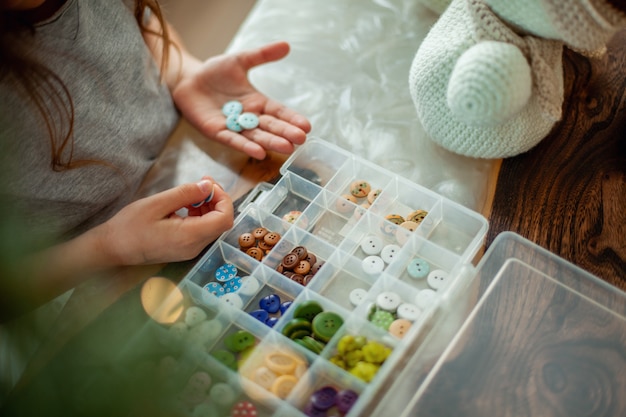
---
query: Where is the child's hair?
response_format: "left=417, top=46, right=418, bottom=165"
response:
left=0, top=0, right=172, bottom=172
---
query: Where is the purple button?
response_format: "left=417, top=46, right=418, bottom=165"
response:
left=259, top=294, right=281, bottom=314
left=335, top=389, right=359, bottom=414
left=249, top=309, right=269, bottom=322
left=311, top=386, right=338, bottom=411
left=303, top=402, right=328, bottom=417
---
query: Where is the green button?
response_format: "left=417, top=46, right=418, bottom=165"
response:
left=300, top=335, right=325, bottom=354
left=370, top=310, right=394, bottom=330
left=312, top=311, right=344, bottom=343
left=282, top=318, right=312, bottom=339
left=293, top=300, right=324, bottom=322
left=211, top=349, right=237, bottom=370
left=224, top=330, right=256, bottom=352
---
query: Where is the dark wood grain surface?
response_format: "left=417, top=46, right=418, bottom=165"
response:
left=487, top=31, right=626, bottom=288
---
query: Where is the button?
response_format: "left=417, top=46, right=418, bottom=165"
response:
left=407, top=209, right=428, bottom=223
left=239, top=233, right=256, bottom=249
left=265, top=316, right=279, bottom=328
left=204, top=282, right=225, bottom=298
left=302, top=274, right=315, bottom=286
left=293, top=300, right=324, bottom=322
left=305, top=252, right=317, bottom=265
left=299, top=335, right=325, bottom=354
left=303, top=402, right=329, bottom=417
left=384, top=214, right=405, bottom=225
left=336, top=389, right=359, bottom=414
left=252, top=227, right=268, bottom=239
left=415, top=289, right=438, bottom=309
left=293, top=260, right=311, bottom=275
left=258, top=240, right=274, bottom=252
left=220, top=293, right=243, bottom=309
left=209, top=382, right=237, bottom=407
left=282, top=210, right=302, bottom=224
left=349, top=288, right=368, bottom=307
left=222, top=100, right=243, bottom=116
left=380, top=244, right=401, bottom=264
left=311, top=385, right=338, bottom=411
left=396, top=303, right=421, bottom=321
left=184, top=306, right=207, bottom=327
left=376, top=291, right=401, bottom=312
left=370, top=310, right=394, bottom=330
left=224, top=277, right=242, bottom=293
left=399, top=220, right=419, bottom=232
left=310, top=261, right=324, bottom=274
left=260, top=294, right=281, bottom=314
left=367, top=188, right=381, bottom=204
left=237, top=112, right=260, bottom=129
left=291, top=246, right=308, bottom=260
left=281, top=253, right=300, bottom=270
left=312, top=311, right=344, bottom=343
left=250, top=309, right=269, bottom=322
left=264, top=232, right=281, bottom=245
left=388, top=319, right=412, bottom=339
left=265, top=351, right=298, bottom=375
left=349, top=180, right=371, bottom=198
left=197, top=319, right=223, bottom=340
left=280, top=300, right=293, bottom=315
left=246, top=247, right=264, bottom=261
left=238, top=276, right=260, bottom=296
left=362, top=256, right=385, bottom=275
left=290, top=274, right=305, bottom=285
left=231, top=401, right=257, bottom=417
left=271, top=374, right=298, bottom=399
left=360, top=235, right=383, bottom=255
left=216, top=263, right=238, bottom=282
left=224, top=330, right=255, bottom=352
left=407, top=258, right=429, bottom=279
left=253, top=366, right=277, bottom=389
left=336, top=194, right=357, bottom=213
left=211, top=349, right=237, bottom=369
left=282, top=318, right=313, bottom=339
left=226, top=113, right=243, bottom=132
left=427, top=269, right=450, bottom=290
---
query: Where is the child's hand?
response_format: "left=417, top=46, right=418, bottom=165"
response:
left=97, top=179, right=234, bottom=265
left=172, top=41, right=312, bottom=160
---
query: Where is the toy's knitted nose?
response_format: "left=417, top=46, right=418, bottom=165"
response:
left=447, top=40, right=532, bottom=126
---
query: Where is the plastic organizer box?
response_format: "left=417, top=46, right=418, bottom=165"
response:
left=138, top=138, right=491, bottom=417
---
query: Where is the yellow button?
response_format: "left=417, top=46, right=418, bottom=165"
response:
left=264, top=351, right=298, bottom=375
left=271, top=374, right=299, bottom=399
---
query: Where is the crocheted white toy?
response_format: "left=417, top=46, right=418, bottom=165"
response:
left=410, top=0, right=626, bottom=158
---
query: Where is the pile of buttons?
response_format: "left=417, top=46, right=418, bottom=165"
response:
left=175, top=369, right=250, bottom=416
left=303, top=385, right=359, bottom=416
left=211, top=329, right=257, bottom=371
left=222, top=100, right=260, bottom=132
left=244, top=349, right=308, bottom=400
left=281, top=300, right=344, bottom=354
left=276, top=245, right=324, bottom=286
left=239, top=227, right=282, bottom=261
left=282, top=210, right=307, bottom=226
left=329, top=335, right=392, bottom=383
left=335, top=179, right=381, bottom=214
left=359, top=234, right=402, bottom=274
left=203, top=263, right=261, bottom=309
left=249, top=293, right=292, bottom=327
left=406, top=257, right=451, bottom=291
left=366, top=291, right=422, bottom=339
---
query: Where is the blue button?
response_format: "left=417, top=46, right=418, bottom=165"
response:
left=204, top=282, right=225, bottom=297
left=249, top=309, right=269, bottom=322
left=265, top=316, right=279, bottom=328
left=215, top=263, right=237, bottom=282
left=259, top=294, right=281, bottom=314
left=237, top=112, right=259, bottom=129
left=222, top=100, right=243, bottom=116
left=224, top=277, right=242, bottom=293
left=226, top=113, right=243, bottom=132
left=407, top=258, right=429, bottom=279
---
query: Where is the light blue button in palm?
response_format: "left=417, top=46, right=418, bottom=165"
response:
left=407, top=258, right=429, bottom=279
left=225, top=113, right=243, bottom=132
left=237, top=112, right=259, bottom=129
left=222, top=100, right=243, bottom=116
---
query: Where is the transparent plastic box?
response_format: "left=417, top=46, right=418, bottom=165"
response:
left=128, top=139, right=624, bottom=417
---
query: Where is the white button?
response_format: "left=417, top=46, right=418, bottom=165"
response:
left=349, top=288, right=368, bottom=307
left=427, top=269, right=450, bottom=290
left=360, top=235, right=383, bottom=255
left=380, top=244, right=402, bottom=264
left=184, top=306, right=207, bottom=327
left=209, top=382, right=237, bottom=407
left=396, top=303, right=422, bottom=321
left=238, top=275, right=260, bottom=296
left=362, top=255, right=385, bottom=274
left=219, top=293, right=244, bottom=309
left=415, top=289, right=438, bottom=309
left=376, top=291, right=402, bottom=312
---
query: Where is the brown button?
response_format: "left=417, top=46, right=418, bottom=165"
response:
left=258, top=240, right=274, bottom=252
left=252, top=227, right=268, bottom=239
left=246, top=247, right=263, bottom=261
left=290, top=274, right=305, bottom=285
left=305, top=252, right=317, bottom=266
left=293, top=260, right=311, bottom=275
left=281, top=253, right=300, bottom=270
left=282, top=271, right=294, bottom=279
left=303, top=275, right=315, bottom=286
left=350, top=180, right=371, bottom=198
left=239, top=232, right=256, bottom=249
left=407, top=209, right=428, bottom=223
left=310, top=261, right=324, bottom=274
left=264, top=232, right=281, bottom=245
left=276, top=264, right=284, bottom=273
left=291, top=246, right=308, bottom=260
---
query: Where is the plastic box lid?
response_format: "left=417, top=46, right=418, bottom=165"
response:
left=382, top=231, right=626, bottom=417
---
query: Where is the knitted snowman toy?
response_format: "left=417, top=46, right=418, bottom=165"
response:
left=409, top=0, right=626, bottom=158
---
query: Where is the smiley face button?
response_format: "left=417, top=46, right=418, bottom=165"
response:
left=349, top=180, right=371, bottom=198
